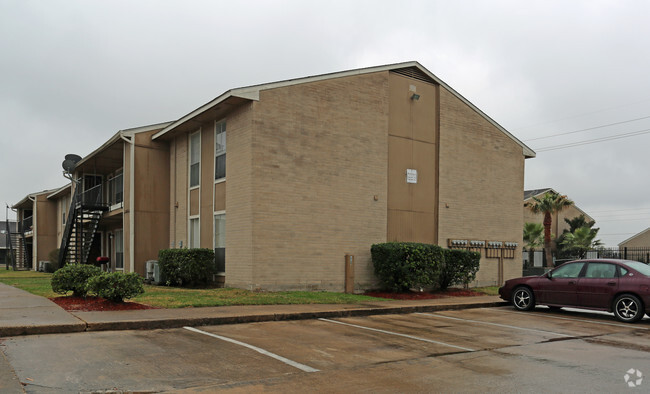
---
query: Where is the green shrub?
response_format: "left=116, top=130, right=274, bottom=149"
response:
left=51, top=263, right=102, bottom=297
left=46, top=249, right=60, bottom=273
left=87, top=272, right=145, bottom=302
left=371, top=242, right=444, bottom=292
left=440, top=249, right=481, bottom=290
left=158, top=248, right=216, bottom=287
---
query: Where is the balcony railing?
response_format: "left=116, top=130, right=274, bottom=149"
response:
left=21, top=216, right=33, bottom=234
left=79, top=184, right=106, bottom=208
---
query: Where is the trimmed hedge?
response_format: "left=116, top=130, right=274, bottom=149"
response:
left=440, top=249, right=481, bottom=290
left=371, top=242, right=444, bottom=292
left=87, top=272, right=145, bottom=302
left=371, top=242, right=481, bottom=291
left=158, top=248, right=216, bottom=287
left=51, top=263, right=102, bottom=297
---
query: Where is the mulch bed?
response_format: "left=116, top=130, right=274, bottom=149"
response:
left=50, top=296, right=157, bottom=312
left=365, top=289, right=483, bottom=300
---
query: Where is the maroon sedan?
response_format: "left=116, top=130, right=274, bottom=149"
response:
left=499, top=259, right=650, bottom=322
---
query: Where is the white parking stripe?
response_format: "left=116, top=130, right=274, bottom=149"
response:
left=318, top=318, right=475, bottom=352
left=183, top=326, right=319, bottom=373
left=416, top=312, right=572, bottom=337
left=494, top=308, right=650, bottom=330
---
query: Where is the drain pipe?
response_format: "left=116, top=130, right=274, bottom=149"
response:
left=120, top=133, right=135, bottom=273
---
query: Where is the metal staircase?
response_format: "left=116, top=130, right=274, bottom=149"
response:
left=58, top=184, right=108, bottom=267
left=5, top=220, right=30, bottom=270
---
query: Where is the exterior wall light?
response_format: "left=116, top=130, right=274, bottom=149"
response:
left=411, top=93, right=420, bottom=101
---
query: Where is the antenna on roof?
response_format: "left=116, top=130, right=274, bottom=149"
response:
left=62, top=154, right=82, bottom=181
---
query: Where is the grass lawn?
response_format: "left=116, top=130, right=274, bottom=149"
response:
left=0, top=269, right=57, bottom=298
left=0, top=269, right=497, bottom=308
left=0, top=269, right=386, bottom=308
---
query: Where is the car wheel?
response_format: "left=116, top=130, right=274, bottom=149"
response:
left=613, top=294, right=644, bottom=323
left=512, top=287, right=535, bottom=311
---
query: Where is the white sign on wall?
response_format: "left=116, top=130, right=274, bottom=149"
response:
left=406, top=169, right=418, bottom=184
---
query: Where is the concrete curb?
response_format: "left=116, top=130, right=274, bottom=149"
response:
left=78, top=301, right=508, bottom=333
left=0, top=322, right=86, bottom=337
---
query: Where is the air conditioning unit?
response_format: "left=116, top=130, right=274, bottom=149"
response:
left=145, top=260, right=164, bottom=285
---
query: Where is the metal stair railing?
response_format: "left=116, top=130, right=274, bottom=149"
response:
left=58, top=188, right=80, bottom=267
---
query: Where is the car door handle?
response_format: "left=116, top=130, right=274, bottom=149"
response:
left=607, top=282, right=616, bottom=286
left=568, top=281, right=576, bottom=285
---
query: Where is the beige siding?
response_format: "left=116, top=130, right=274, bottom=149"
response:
left=170, top=135, right=188, bottom=248
left=620, top=228, right=650, bottom=248
left=132, top=130, right=170, bottom=275
left=437, top=87, right=525, bottom=286
left=35, top=194, right=57, bottom=264
left=387, top=73, right=438, bottom=244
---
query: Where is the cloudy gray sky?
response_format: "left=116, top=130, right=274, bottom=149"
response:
left=2, top=0, right=649, bottom=247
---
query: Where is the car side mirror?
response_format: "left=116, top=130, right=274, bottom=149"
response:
left=546, top=271, right=553, bottom=279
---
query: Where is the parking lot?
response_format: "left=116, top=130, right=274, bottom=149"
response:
left=2, top=306, right=649, bottom=393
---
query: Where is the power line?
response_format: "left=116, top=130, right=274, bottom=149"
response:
left=524, top=114, right=650, bottom=142
left=533, top=127, right=650, bottom=152
left=514, top=96, right=650, bottom=132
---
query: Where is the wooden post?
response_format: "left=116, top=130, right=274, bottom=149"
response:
left=345, top=254, right=354, bottom=294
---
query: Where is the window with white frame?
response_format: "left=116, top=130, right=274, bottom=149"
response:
left=190, top=131, right=201, bottom=188
left=189, top=217, right=200, bottom=248
left=214, top=121, right=226, bottom=180
left=214, top=213, right=225, bottom=273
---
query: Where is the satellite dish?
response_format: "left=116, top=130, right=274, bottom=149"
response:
left=65, top=154, right=82, bottom=162
left=62, top=154, right=82, bottom=173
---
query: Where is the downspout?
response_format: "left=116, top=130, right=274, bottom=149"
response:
left=28, top=195, right=36, bottom=269
left=121, top=133, right=136, bottom=273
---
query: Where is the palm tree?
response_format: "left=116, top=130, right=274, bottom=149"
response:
left=561, top=226, right=603, bottom=259
left=525, top=191, right=574, bottom=269
left=523, top=222, right=544, bottom=269
left=556, top=214, right=599, bottom=258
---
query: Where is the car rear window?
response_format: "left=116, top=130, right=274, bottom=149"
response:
left=622, top=261, right=650, bottom=277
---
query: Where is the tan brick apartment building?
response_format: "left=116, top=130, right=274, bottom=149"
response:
left=154, top=62, right=535, bottom=289
left=11, top=62, right=535, bottom=289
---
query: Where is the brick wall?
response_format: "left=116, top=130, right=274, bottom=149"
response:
left=229, top=72, right=389, bottom=291
left=437, top=87, right=525, bottom=286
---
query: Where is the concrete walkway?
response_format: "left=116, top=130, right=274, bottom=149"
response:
left=0, top=282, right=507, bottom=337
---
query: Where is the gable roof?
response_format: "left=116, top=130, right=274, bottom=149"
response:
left=524, top=188, right=595, bottom=223
left=524, top=188, right=554, bottom=200
left=152, top=61, right=535, bottom=158
left=618, top=227, right=650, bottom=246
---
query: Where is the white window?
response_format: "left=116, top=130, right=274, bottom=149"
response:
left=189, top=217, right=200, bottom=248
left=115, top=230, right=124, bottom=270
left=190, top=131, right=201, bottom=188
left=214, top=213, right=225, bottom=273
left=214, top=121, right=226, bottom=180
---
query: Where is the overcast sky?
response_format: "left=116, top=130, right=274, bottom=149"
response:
left=2, top=0, right=649, bottom=247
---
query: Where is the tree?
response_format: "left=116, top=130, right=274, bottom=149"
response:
left=556, top=214, right=599, bottom=258
left=561, top=226, right=603, bottom=259
left=523, top=222, right=544, bottom=250
left=525, top=191, right=574, bottom=268
left=523, top=222, right=544, bottom=269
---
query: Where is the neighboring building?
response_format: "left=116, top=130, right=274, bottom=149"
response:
left=524, top=188, right=595, bottom=246
left=1, top=220, right=17, bottom=266
left=153, top=61, right=535, bottom=290
left=12, top=186, right=71, bottom=269
left=59, top=122, right=172, bottom=275
left=618, top=228, right=650, bottom=248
